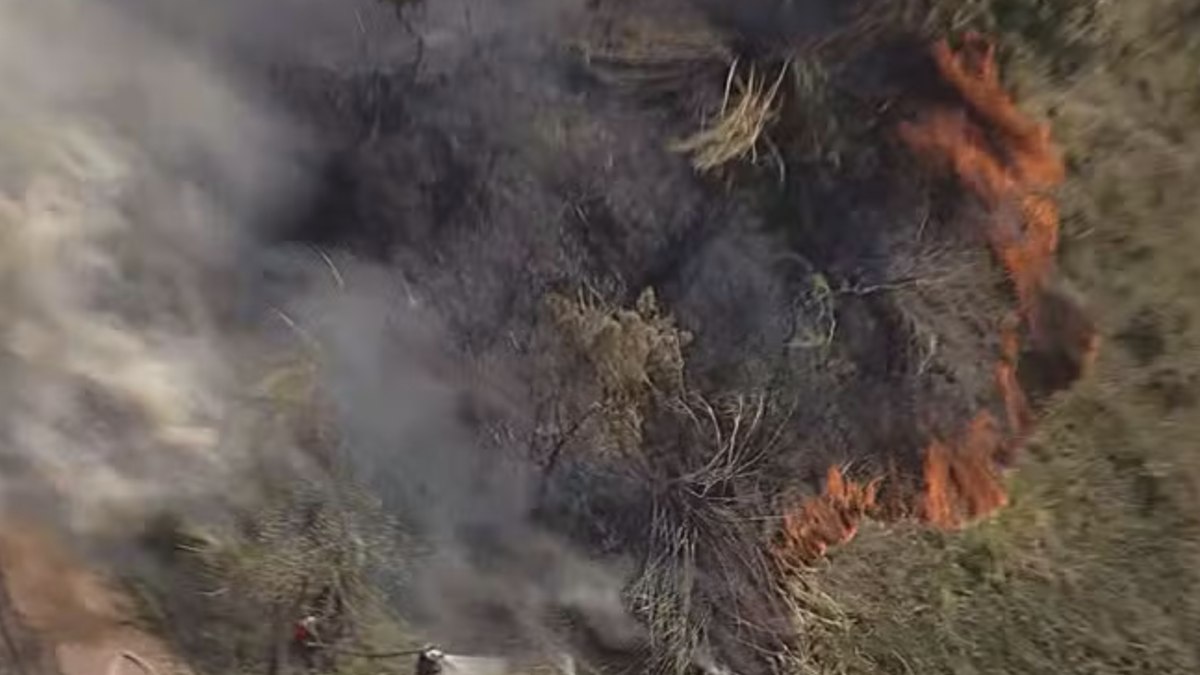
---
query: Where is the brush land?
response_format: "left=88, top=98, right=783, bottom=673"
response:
left=4, top=1, right=1199, bottom=675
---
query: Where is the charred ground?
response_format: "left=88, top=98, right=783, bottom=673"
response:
left=237, top=0, right=1090, bottom=672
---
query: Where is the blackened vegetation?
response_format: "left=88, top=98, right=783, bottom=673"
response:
left=266, top=1, right=1050, bottom=673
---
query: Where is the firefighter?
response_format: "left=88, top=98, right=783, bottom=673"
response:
left=415, top=647, right=445, bottom=675
left=291, top=614, right=321, bottom=670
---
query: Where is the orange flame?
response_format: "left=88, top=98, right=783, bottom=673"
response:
left=919, top=412, right=1010, bottom=528
left=899, top=35, right=1065, bottom=320
left=996, top=319, right=1032, bottom=441
left=903, top=35, right=1072, bottom=530
left=774, top=35, right=1095, bottom=567
left=774, top=466, right=879, bottom=566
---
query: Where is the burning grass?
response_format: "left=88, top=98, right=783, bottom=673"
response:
left=919, top=412, right=1010, bottom=528
left=900, top=34, right=1066, bottom=317
left=772, top=33, right=1097, bottom=568
left=902, top=34, right=1096, bottom=530
left=760, top=3, right=1200, bottom=669
left=903, top=35, right=1101, bottom=380
left=773, top=467, right=880, bottom=568
left=570, top=6, right=1100, bottom=660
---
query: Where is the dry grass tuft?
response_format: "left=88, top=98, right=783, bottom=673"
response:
left=581, top=16, right=732, bottom=98
left=671, top=61, right=789, bottom=172
left=776, top=573, right=856, bottom=675
left=628, top=395, right=789, bottom=675
left=633, top=408, right=782, bottom=667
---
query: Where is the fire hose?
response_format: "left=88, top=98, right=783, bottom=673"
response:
left=105, top=651, right=159, bottom=675
left=306, top=642, right=430, bottom=660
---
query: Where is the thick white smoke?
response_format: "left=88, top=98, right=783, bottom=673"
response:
left=0, top=0, right=305, bottom=530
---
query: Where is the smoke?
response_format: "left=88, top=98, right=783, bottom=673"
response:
left=0, top=0, right=316, bottom=530
left=0, top=0, right=639, bottom=664
left=280, top=232, right=641, bottom=657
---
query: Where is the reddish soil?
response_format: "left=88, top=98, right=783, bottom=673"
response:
left=0, top=523, right=191, bottom=675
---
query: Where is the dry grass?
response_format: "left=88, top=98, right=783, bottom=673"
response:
left=671, top=61, right=789, bottom=173
left=581, top=4, right=799, bottom=175
left=124, top=347, right=417, bottom=674
left=140, top=484, right=412, bottom=674
left=627, top=395, right=790, bottom=675
left=779, top=1, right=1200, bottom=673
left=195, top=486, right=400, bottom=621
left=581, top=13, right=732, bottom=97
left=776, top=574, right=856, bottom=675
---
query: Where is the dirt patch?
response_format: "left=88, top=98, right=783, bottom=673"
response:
left=0, top=523, right=191, bottom=675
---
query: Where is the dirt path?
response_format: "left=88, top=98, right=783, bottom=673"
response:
left=0, top=523, right=191, bottom=675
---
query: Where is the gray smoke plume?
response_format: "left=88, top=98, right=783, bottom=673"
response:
left=280, top=232, right=641, bottom=658
left=0, top=0, right=312, bottom=530
left=0, top=0, right=639, bottom=665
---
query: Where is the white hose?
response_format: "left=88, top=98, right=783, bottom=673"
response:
left=105, top=651, right=161, bottom=675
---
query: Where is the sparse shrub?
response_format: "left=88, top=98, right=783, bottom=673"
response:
left=198, top=485, right=403, bottom=626
left=547, top=288, right=692, bottom=458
